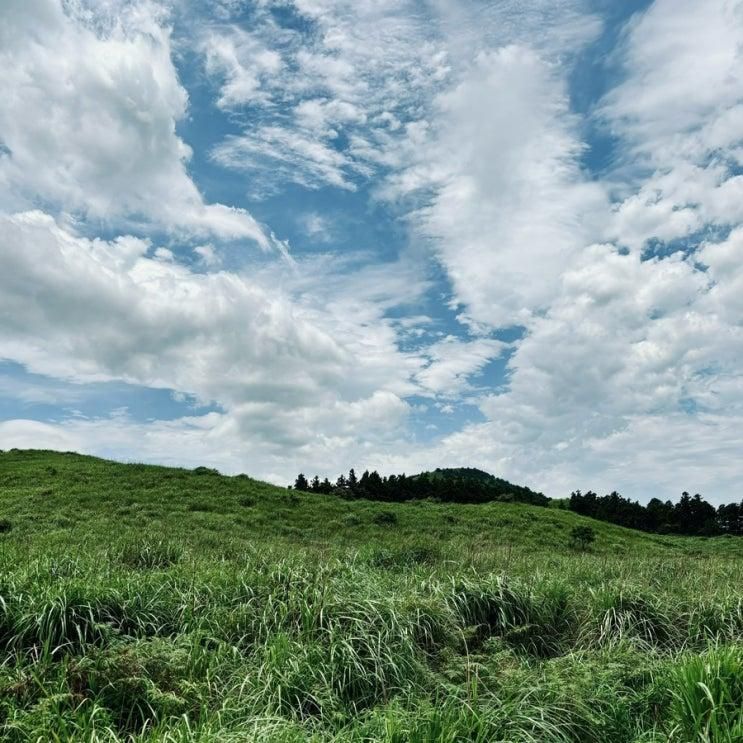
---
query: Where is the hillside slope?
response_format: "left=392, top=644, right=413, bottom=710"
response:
left=0, top=449, right=741, bottom=742
left=1, top=449, right=740, bottom=561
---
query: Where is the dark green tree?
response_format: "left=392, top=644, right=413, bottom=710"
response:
left=294, top=473, right=309, bottom=491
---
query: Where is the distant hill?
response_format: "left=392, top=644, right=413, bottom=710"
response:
left=412, top=467, right=549, bottom=506
left=425, top=467, right=496, bottom=483
left=0, top=449, right=735, bottom=559
left=297, top=464, right=549, bottom=506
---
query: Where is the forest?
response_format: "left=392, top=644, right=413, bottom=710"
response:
left=295, top=468, right=743, bottom=537
left=568, top=489, right=743, bottom=536
left=293, top=466, right=550, bottom=506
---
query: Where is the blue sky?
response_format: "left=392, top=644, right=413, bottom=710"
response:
left=1, top=0, right=743, bottom=502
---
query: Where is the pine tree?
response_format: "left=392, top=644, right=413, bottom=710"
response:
left=294, top=473, right=309, bottom=491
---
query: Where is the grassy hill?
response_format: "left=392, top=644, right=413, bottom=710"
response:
left=412, top=466, right=549, bottom=505
left=0, top=449, right=742, bottom=741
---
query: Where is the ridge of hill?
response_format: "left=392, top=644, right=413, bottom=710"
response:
left=424, top=467, right=499, bottom=482
left=415, top=466, right=549, bottom=506
left=0, top=449, right=739, bottom=560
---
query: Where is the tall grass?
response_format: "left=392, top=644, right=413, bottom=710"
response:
left=668, top=646, right=743, bottom=742
left=0, top=450, right=742, bottom=740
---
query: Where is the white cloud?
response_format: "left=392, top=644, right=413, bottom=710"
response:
left=0, top=210, right=428, bottom=476
left=602, top=0, right=743, bottom=252
left=200, top=26, right=282, bottom=108
left=212, top=126, right=362, bottom=192
left=295, top=98, right=367, bottom=134
left=0, top=0, right=271, bottom=246
left=0, top=419, right=85, bottom=454
left=193, top=244, right=220, bottom=267
left=601, top=0, right=743, bottom=161
left=388, top=46, right=608, bottom=329
left=202, top=0, right=450, bottom=193
left=416, top=336, right=507, bottom=397
left=421, top=233, right=741, bottom=503
left=298, top=212, right=333, bottom=242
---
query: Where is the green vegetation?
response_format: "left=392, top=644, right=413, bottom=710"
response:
left=294, top=465, right=549, bottom=506
left=569, top=525, right=596, bottom=551
left=569, top=489, right=743, bottom=537
left=0, top=449, right=741, bottom=742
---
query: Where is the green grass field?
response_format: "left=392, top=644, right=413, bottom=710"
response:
left=1, top=449, right=742, bottom=742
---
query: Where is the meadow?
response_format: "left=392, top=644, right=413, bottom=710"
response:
left=0, top=449, right=742, bottom=742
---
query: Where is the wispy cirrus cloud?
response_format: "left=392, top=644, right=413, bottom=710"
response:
left=212, top=126, right=365, bottom=192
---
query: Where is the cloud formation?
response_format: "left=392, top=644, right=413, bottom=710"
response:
left=0, top=211, right=424, bottom=465
left=1, top=0, right=742, bottom=502
left=0, top=0, right=270, bottom=245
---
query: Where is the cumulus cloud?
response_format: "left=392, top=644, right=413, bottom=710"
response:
left=0, top=0, right=271, bottom=246
left=391, top=46, right=608, bottom=329
left=0, top=211, right=424, bottom=463
left=1, top=212, right=321, bottom=392
left=603, top=0, right=743, bottom=252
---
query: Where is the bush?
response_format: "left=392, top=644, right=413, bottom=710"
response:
left=238, top=495, right=256, bottom=508
left=193, top=466, right=219, bottom=476
left=341, top=513, right=362, bottom=527
left=373, top=510, right=398, bottom=526
left=0, top=518, right=12, bottom=533
left=570, top=525, right=596, bottom=551
left=70, top=639, right=192, bottom=733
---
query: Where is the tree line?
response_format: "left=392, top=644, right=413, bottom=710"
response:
left=292, top=467, right=741, bottom=536
left=292, top=467, right=549, bottom=506
left=568, top=490, right=743, bottom=536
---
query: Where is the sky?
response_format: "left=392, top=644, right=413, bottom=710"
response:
left=1, top=0, right=742, bottom=503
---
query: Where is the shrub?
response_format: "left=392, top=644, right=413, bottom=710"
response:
left=570, top=525, right=596, bottom=551
left=238, top=495, right=256, bottom=508
left=9, top=590, right=114, bottom=654
left=193, top=466, right=219, bottom=476
left=70, top=639, right=192, bottom=733
left=373, top=510, right=398, bottom=526
left=0, top=518, right=12, bottom=533
left=448, top=576, right=533, bottom=641
left=586, top=588, right=679, bottom=650
left=341, top=513, right=362, bottom=527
